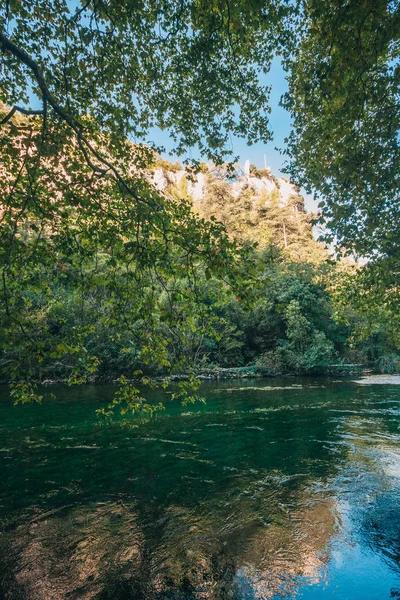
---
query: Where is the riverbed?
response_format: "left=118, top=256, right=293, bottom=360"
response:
left=0, top=377, right=399, bottom=599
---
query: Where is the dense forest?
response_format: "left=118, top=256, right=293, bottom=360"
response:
left=1, top=0, right=399, bottom=411
left=1, top=3, right=399, bottom=598
left=2, top=150, right=398, bottom=399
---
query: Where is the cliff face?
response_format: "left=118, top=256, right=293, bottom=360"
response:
left=150, top=161, right=325, bottom=262
left=151, top=165, right=304, bottom=209
left=153, top=168, right=206, bottom=202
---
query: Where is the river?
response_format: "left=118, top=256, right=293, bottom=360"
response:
left=0, top=377, right=399, bottom=599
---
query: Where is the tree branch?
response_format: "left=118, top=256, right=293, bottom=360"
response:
left=0, top=105, right=44, bottom=125
left=0, top=31, right=158, bottom=208
left=0, top=32, right=82, bottom=130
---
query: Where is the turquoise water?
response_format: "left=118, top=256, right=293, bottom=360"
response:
left=0, top=378, right=399, bottom=599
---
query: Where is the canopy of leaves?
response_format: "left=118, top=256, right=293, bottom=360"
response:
left=1, top=0, right=399, bottom=407
left=283, top=0, right=400, bottom=264
left=0, top=0, right=290, bottom=160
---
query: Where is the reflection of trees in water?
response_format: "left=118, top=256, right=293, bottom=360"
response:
left=0, top=501, right=143, bottom=599
left=338, top=414, right=400, bottom=576
left=0, top=487, right=339, bottom=599
left=4, top=383, right=399, bottom=598
left=151, top=495, right=337, bottom=599
left=235, top=499, right=337, bottom=599
left=0, top=391, right=348, bottom=599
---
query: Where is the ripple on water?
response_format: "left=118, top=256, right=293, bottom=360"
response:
left=1, top=379, right=400, bottom=598
left=353, top=375, right=400, bottom=385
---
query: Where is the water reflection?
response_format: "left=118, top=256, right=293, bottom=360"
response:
left=0, top=379, right=399, bottom=598
left=0, top=497, right=338, bottom=599
left=1, top=501, right=143, bottom=599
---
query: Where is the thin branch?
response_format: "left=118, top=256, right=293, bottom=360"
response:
left=67, top=0, right=91, bottom=24
left=0, top=32, right=81, bottom=130
left=0, top=31, right=158, bottom=208
left=0, top=105, right=44, bottom=125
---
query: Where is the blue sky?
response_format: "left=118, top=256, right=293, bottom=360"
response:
left=228, top=57, right=292, bottom=177
left=146, top=57, right=318, bottom=212
left=28, top=56, right=318, bottom=211
left=148, top=57, right=291, bottom=176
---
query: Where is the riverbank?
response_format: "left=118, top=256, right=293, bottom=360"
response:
left=32, top=363, right=374, bottom=386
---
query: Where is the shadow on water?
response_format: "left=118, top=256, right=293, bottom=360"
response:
left=0, top=378, right=399, bottom=599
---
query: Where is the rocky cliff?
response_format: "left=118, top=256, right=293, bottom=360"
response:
left=151, top=162, right=304, bottom=209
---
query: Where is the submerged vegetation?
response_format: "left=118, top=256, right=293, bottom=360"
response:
left=1, top=380, right=400, bottom=598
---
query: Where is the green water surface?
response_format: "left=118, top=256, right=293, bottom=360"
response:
left=0, top=377, right=399, bottom=599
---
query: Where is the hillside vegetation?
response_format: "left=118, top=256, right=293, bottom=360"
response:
left=1, top=0, right=398, bottom=412
left=2, top=158, right=398, bottom=397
